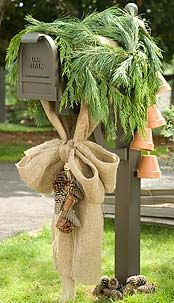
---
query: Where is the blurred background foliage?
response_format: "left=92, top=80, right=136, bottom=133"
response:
left=0, top=0, right=174, bottom=125
left=0, top=0, right=174, bottom=66
left=0, top=0, right=174, bottom=67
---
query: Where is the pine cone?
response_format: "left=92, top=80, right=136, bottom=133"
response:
left=72, top=186, right=84, bottom=200
left=124, top=283, right=135, bottom=295
left=111, top=290, right=123, bottom=300
left=126, top=275, right=147, bottom=288
left=56, top=217, right=74, bottom=233
left=103, top=288, right=123, bottom=299
left=108, top=277, right=119, bottom=290
left=64, top=209, right=81, bottom=227
left=53, top=170, right=83, bottom=232
left=54, top=191, right=67, bottom=214
left=53, top=171, right=68, bottom=191
left=117, top=283, right=124, bottom=294
left=92, top=284, right=103, bottom=297
left=136, top=283, right=156, bottom=294
left=100, top=276, right=110, bottom=288
left=63, top=194, right=76, bottom=211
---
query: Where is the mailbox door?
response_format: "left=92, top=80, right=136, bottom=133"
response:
left=18, top=33, right=58, bottom=101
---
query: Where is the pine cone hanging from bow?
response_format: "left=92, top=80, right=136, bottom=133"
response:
left=56, top=217, right=74, bottom=233
left=53, top=170, right=83, bottom=233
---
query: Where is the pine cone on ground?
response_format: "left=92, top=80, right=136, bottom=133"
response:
left=93, top=274, right=156, bottom=299
left=117, top=283, right=124, bottom=294
left=126, top=275, right=147, bottom=288
left=92, top=284, right=104, bottom=297
left=108, top=277, right=119, bottom=290
left=100, top=276, right=110, bottom=289
left=136, top=283, right=156, bottom=294
left=103, top=288, right=123, bottom=300
left=124, top=283, right=135, bottom=296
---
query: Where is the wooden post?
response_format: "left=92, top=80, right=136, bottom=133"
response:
left=93, top=3, right=142, bottom=285
left=114, top=3, right=141, bottom=284
left=115, top=146, right=141, bottom=284
left=94, top=123, right=141, bottom=284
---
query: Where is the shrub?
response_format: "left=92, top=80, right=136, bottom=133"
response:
left=160, top=106, right=174, bottom=139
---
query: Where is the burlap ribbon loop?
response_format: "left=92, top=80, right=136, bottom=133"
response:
left=17, top=138, right=118, bottom=204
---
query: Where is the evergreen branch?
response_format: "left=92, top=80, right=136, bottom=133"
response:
left=6, top=6, right=163, bottom=138
left=6, top=29, right=29, bottom=84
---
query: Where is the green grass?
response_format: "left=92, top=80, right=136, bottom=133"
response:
left=0, top=143, right=169, bottom=163
left=0, top=123, right=52, bottom=132
left=0, top=144, right=29, bottom=162
left=142, top=146, right=169, bottom=157
left=0, top=220, right=174, bottom=303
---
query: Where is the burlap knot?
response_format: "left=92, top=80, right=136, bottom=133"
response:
left=16, top=100, right=120, bottom=302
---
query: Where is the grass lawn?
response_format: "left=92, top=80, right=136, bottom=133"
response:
left=0, top=144, right=170, bottom=163
left=0, top=123, right=52, bottom=132
left=0, top=143, right=29, bottom=162
left=0, top=220, right=173, bottom=303
left=0, top=123, right=54, bottom=162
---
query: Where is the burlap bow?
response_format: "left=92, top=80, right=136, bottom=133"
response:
left=16, top=100, right=120, bottom=302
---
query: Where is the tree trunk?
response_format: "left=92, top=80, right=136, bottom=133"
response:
left=0, top=66, right=5, bottom=122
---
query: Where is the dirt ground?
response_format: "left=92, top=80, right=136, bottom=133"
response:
left=1, top=130, right=174, bottom=158
left=0, top=131, right=58, bottom=146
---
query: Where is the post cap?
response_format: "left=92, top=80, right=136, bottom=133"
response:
left=125, top=3, right=138, bottom=16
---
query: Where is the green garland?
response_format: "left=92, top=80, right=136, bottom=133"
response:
left=6, top=6, right=162, bottom=138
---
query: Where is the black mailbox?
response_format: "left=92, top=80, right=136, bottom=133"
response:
left=18, top=32, right=59, bottom=101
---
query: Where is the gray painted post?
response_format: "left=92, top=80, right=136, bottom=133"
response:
left=114, top=3, right=141, bottom=284
left=0, top=66, right=5, bottom=122
left=115, top=147, right=141, bottom=284
left=94, top=124, right=141, bottom=284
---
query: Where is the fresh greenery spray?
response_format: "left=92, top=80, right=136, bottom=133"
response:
left=6, top=6, right=162, bottom=138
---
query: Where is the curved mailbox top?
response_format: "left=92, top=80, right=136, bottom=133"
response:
left=18, top=32, right=59, bottom=101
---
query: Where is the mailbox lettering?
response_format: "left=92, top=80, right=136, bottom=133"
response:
left=30, top=56, right=44, bottom=69
left=31, top=56, right=40, bottom=62
left=30, top=62, right=44, bottom=69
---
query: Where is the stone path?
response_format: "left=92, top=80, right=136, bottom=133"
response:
left=0, top=163, right=53, bottom=240
left=142, top=158, right=174, bottom=190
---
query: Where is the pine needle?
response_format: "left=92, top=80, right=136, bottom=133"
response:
left=6, top=6, right=163, bottom=138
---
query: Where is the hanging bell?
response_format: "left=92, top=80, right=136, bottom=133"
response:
left=130, top=127, right=154, bottom=151
left=156, top=72, right=171, bottom=96
left=148, top=104, right=166, bottom=128
left=137, top=155, right=161, bottom=178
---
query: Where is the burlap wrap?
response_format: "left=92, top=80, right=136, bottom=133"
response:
left=16, top=101, right=120, bottom=302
